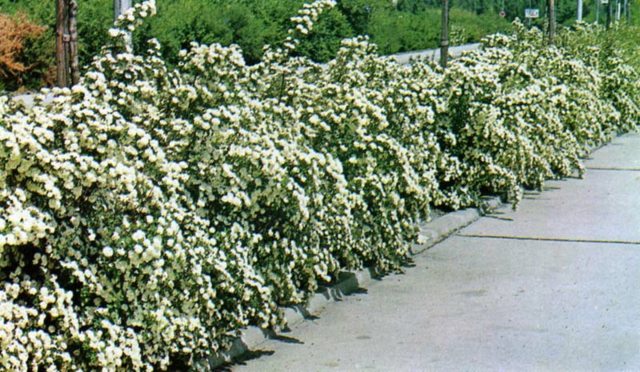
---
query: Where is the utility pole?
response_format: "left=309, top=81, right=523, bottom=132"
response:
left=440, top=0, right=449, bottom=68
left=114, top=0, right=132, bottom=20
left=55, top=0, right=80, bottom=87
left=548, top=0, right=556, bottom=45
left=577, top=0, right=583, bottom=20
left=616, top=0, right=622, bottom=20
left=114, top=0, right=133, bottom=49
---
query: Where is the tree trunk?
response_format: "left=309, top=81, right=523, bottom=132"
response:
left=55, top=0, right=68, bottom=87
left=55, top=0, right=80, bottom=87
left=440, top=0, right=449, bottom=68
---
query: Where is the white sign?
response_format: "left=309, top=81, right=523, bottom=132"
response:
left=601, top=0, right=609, bottom=4
left=525, top=8, right=540, bottom=18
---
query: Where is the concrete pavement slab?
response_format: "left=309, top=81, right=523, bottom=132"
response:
left=232, top=237, right=640, bottom=371
left=584, top=133, right=640, bottom=170
left=461, top=132, right=640, bottom=243
left=459, top=169, right=640, bottom=243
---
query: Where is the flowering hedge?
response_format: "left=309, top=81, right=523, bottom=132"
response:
left=0, top=1, right=638, bottom=370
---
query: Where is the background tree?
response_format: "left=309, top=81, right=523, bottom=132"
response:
left=55, top=0, right=79, bottom=87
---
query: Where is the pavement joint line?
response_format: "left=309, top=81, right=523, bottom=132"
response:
left=585, top=166, right=640, bottom=172
left=456, top=233, right=640, bottom=246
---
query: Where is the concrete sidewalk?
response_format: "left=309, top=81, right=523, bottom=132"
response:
left=230, top=133, right=640, bottom=372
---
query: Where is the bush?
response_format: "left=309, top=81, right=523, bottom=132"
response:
left=0, top=13, right=53, bottom=91
left=0, top=1, right=638, bottom=370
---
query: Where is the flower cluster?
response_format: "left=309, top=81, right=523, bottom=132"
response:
left=285, top=0, right=337, bottom=50
left=0, top=1, right=638, bottom=370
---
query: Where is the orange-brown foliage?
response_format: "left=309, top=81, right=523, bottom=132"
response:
left=0, top=12, right=47, bottom=85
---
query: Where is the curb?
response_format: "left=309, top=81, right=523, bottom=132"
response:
left=412, top=196, right=502, bottom=255
left=205, top=196, right=503, bottom=369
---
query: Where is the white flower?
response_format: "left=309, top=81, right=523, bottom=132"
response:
left=102, top=247, right=114, bottom=258
left=132, top=230, right=145, bottom=242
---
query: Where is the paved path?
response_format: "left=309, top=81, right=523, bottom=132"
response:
left=230, top=133, right=640, bottom=371
left=391, top=43, right=481, bottom=65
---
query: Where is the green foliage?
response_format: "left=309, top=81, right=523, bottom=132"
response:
left=362, top=6, right=511, bottom=55
left=366, top=7, right=440, bottom=53
left=134, top=0, right=279, bottom=65
left=401, top=0, right=595, bottom=24
left=295, top=7, right=354, bottom=61
left=0, top=0, right=53, bottom=23
left=74, top=0, right=113, bottom=65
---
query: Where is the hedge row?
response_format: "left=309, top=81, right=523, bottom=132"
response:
left=0, top=1, right=638, bottom=370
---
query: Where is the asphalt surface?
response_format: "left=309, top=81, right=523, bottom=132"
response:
left=230, top=132, right=640, bottom=372
left=392, top=43, right=481, bottom=65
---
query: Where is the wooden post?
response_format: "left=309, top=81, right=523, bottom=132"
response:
left=440, top=0, right=449, bottom=69
left=55, top=0, right=80, bottom=87
left=56, top=0, right=68, bottom=87
left=548, top=0, right=556, bottom=44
